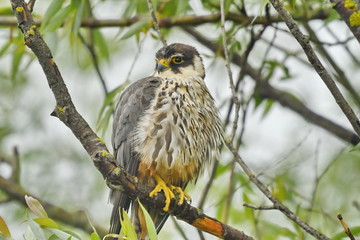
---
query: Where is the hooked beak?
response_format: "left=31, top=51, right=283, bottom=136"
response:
left=156, top=59, right=170, bottom=73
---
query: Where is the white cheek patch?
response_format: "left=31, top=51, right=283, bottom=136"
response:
left=193, top=56, right=205, bottom=77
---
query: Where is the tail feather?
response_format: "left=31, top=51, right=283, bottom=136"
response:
left=109, top=190, right=131, bottom=237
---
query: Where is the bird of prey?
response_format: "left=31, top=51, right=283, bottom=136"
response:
left=110, top=43, right=223, bottom=239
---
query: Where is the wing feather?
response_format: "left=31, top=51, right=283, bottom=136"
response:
left=109, top=76, right=161, bottom=235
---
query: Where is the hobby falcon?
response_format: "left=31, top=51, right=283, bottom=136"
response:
left=110, top=43, right=223, bottom=239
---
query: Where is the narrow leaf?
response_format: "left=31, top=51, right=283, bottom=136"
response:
left=0, top=216, right=11, bottom=238
left=25, top=195, right=48, bottom=218
left=120, top=20, right=148, bottom=40
left=90, top=232, right=101, bottom=240
left=46, top=228, right=80, bottom=240
left=93, top=29, right=110, bottom=61
left=42, top=5, right=73, bottom=33
left=42, top=0, right=66, bottom=27
left=137, top=200, right=158, bottom=240
left=33, top=217, right=59, bottom=229
left=28, top=219, right=47, bottom=240
left=72, top=0, right=85, bottom=34
left=120, top=209, right=138, bottom=240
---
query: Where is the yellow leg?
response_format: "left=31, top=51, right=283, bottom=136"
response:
left=170, top=186, right=191, bottom=205
left=149, top=175, right=191, bottom=211
left=149, top=175, right=175, bottom=211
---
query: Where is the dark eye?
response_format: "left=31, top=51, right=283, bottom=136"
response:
left=172, top=57, right=183, bottom=64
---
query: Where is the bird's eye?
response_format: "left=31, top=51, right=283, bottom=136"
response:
left=172, top=57, right=184, bottom=64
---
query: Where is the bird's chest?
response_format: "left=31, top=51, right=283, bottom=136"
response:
left=134, top=77, right=215, bottom=183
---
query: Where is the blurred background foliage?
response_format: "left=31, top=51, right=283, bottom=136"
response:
left=1, top=0, right=360, bottom=239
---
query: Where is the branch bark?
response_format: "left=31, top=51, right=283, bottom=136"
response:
left=9, top=1, right=253, bottom=239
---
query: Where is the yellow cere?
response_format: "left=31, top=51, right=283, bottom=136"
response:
left=350, top=11, right=360, bottom=26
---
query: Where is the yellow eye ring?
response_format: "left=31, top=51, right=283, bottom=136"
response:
left=172, top=57, right=184, bottom=64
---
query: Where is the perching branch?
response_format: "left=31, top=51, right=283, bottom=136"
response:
left=9, top=1, right=252, bottom=239
left=269, top=0, right=360, bottom=138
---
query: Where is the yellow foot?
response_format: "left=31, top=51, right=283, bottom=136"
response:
left=149, top=175, right=175, bottom=211
left=170, top=185, right=191, bottom=205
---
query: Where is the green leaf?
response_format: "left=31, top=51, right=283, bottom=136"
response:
left=120, top=209, right=138, bottom=240
left=72, top=0, right=86, bottom=34
left=46, top=228, right=80, bottom=240
left=0, top=41, right=12, bottom=58
left=33, top=218, right=59, bottom=229
left=25, top=195, right=48, bottom=218
left=120, top=20, right=148, bottom=40
left=224, top=0, right=232, bottom=14
left=90, top=232, right=101, bottom=240
left=123, top=0, right=137, bottom=18
left=262, top=99, right=274, bottom=117
left=176, top=0, right=190, bottom=15
left=42, top=0, right=66, bottom=28
left=11, top=43, right=25, bottom=80
left=27, top=219, right=47, bottom=240
left=0, top=216, right=11, bottom=238
left=93, top=29, right=110, bottom=60
left=42, top=5, right=74, bottom=33
left=138, top=200, right=158, bottom=240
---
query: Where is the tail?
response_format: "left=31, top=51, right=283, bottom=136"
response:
left=109, top=190, right=131, bottom=238
left=131, top=201, right=169, bottom=240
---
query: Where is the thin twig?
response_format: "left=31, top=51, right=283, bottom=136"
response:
left=337, top=214, right=356, bottom=240
left=225, top=141, right=331, bottom=240
left=243, top=203, right=276, bottom=211
left=198, top=160, right=218, bottom=209
left=146, top=0, right=167, bottom=47
left=269, top=0, right=360, bottom=138
left=220, top=0, right=239, bottom=142
left=78, top=32, right=108, bottom=96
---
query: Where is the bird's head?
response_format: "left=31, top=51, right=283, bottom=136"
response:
left=153, top=43, right=205, bottom=79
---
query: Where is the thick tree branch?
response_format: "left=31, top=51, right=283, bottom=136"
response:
left=9, top=1, right=253, bottom=239
left=182, top=27, right=360, bottom=145
left=269, top=0, right=360, bottom=138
